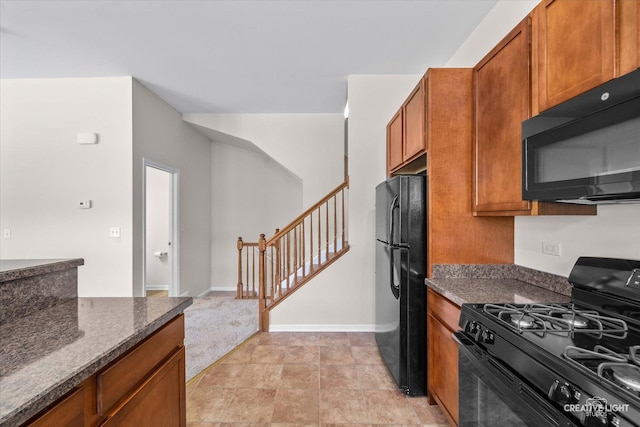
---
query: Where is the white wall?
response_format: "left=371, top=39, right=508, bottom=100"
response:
left=132, top=79, right=212, bottom=297
left=269, top=75, right=421, bottom=330
left=0, top=77, right=134, bottom=296
left=447, top=0, right=640, bottom=275
left=145, top=166, right=171, bottom=290
left=210, top=140, right=302, bottom=289
left=182, top=114, right=345, bottom=208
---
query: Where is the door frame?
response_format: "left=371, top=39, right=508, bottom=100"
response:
left=142, top=158, right=180, bottom=297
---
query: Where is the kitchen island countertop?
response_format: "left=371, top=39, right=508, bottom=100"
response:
left=0, top=296, right=192, bottom=426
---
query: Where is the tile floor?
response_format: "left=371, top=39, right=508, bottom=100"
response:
left=186, top=331, right=450, bottom=427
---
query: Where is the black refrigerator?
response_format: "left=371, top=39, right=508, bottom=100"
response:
left=374, top=174, right=427, bottom=396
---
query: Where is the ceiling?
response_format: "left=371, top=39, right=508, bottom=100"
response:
left=0, top=0, right=497, bottom=114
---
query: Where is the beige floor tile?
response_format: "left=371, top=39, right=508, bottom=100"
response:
left=409, top=396, right=449, bottom=424
left=280, top=364, right=320, bottom=389
left=320, top=365, right=359, bottom=389
left=236, top=363, right=283, bottom=388
left=271, top=388, right=320, bottom=423
left=347, top=332, right=377, bottom=346
left=250, top=344, right=287, bottom=364
left=197, top=363, right=245, bottom=389
left=320, top=346, right=355, bottom=365
left=221, top=343, right=255, bottom=364
left=352, top=346, right=385, bottom=365
left=355, top=365, right=397, bottom=390
left=186, top=388, right=234, bottom=423
left=258, top=332, right=291, bottom=345
left=284, top=345, right=320, bottom=364
left=289, top=332, right=323, bottom=346
left=319, top=389, right=369, bottom=424
left=361, top=390, right=421, bottom=424
left=316, top=331, right=350, bottom=347
left=219, top=388, right=277, bottom=422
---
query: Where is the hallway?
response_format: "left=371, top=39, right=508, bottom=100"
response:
left=186, top=331, right=449, bottom=426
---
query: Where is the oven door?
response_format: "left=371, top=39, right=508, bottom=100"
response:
left=455, top=332, right=579, bottom=427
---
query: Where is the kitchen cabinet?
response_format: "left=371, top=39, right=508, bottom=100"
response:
left=473, top=17, right=597, bottom=216
left=27, top=387, right=85, bottom=427
left=619, top=0, right=640, bottom=76
left=532, top=0, right=616, bottom=113
left=386, top=78, right=426, bottom=176
left=386, top=110, right=403, bottom=173
left=427, top=288, right=461, bottom=426
left=25, top=315, right=186, bottom=427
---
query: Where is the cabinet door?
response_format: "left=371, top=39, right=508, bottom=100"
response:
left=427, top=313, right=459, bottom=426
left=474, top=19, right=532, bottom=214
left=387, top=109, right=403, bottom=174
left=619, top=0, right=640, bottom=76
left=100, top=347, right=186, bottom=427
left=27, top=387, right=85, bottom=427
left=535, top=0, right=615, bottom=112
left=403, top=79, right=426, bottom=162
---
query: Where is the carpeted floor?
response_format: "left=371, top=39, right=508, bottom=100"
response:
left=184, top=295, right=259, bottom=380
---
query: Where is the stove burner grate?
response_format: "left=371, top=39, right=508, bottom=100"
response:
left=483, top=303, right=628, bottom=338
left=565, top=345, right=640, bottom=397
left=610, top=365, right=640, bottom=392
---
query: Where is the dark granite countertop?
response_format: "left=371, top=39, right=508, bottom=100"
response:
left=0, top=259, right=84, bottom=283
left=0, top=296, right=192, bottom=426
left=426, top=264, right=572, bottom=307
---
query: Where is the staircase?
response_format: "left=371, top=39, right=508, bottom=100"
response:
left=236, top=178, right=350, bottom=331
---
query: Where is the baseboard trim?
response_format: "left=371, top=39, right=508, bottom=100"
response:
left=145, top=285, right=169, bottom=291
left=268, top=324, right=376, bottom=332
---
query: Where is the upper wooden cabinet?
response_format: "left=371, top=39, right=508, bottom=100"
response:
left=473, top=17, right=597, bottom=216
left=386, top=77, right=426, bottom=176
left=619, top=0, right=640, bottom=76
left=533, top=0, right=616, bottom=113
left=474, top=19, right=532, bottom=215
left=386, top=110, right=403, bottom=173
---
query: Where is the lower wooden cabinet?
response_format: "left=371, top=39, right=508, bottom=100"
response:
left=427, top=288, right=461, bottom=426
left=26, top=315, right=186, bottom=427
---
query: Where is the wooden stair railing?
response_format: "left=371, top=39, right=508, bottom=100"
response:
left=236, top=178, right=350, bottom=331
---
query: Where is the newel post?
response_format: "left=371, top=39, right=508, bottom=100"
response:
left=258, top=234, right=269, bottom=331
left=236, top=237, right=244, bottom=299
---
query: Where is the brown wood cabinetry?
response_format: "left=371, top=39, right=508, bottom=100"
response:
left=427, top=68, right=514, bottom=274
left=386, top=78, right=426, bottom=176
left=27, top=387, right=85, bottom=427
left=26, top=315, right=186, bottom=427
left=473, top=17, right=596, bottom=217
left=387, top=110, right=403, bottom=173
left=533, top=0, right=616, bottom=113
left=619, top=0, right=640, bottom=75
left=427, top=288, right=461, bottom=426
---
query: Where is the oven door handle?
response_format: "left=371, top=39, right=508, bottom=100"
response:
left=455, top=331, right=578, bottom=427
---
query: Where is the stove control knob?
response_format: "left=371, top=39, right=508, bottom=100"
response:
left=479, top=329, right=495, bottom=345
left=548, top=380, right=577, bottom=405
left=466, top=321, right=480, bottom=336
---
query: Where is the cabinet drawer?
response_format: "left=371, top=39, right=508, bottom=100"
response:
left=427, top=288, right=461, bottom=331
left=96, top=314, right=184, bottom=415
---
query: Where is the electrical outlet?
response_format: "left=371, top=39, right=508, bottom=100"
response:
left=109, top=227, right=121, bottom=238
left=542, top=241, right=561, bottom=256
left=3, top=228, right=10, bottom=239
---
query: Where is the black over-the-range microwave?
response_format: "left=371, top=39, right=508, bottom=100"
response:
left=522, top=68, right=640, bottom=204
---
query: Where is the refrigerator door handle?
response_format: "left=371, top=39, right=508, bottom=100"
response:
left=388, top=195, right=399, bottom=246
left=389, top=247, right=400, bottom=300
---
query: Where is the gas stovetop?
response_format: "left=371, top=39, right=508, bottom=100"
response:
left=459, top=257, right=640, bottom=427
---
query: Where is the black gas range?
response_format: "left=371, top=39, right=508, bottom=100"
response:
left=456, top=257, right=640, bottom=427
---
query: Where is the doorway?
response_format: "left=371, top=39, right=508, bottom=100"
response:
left=143, top=159, right=179, bottom=297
